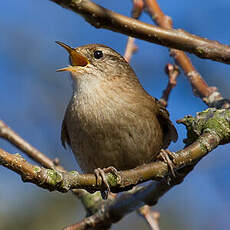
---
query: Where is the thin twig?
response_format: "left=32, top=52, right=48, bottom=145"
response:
left=138, top=206, right=160, bottom=230
left=0, top=120, right=63, bottom=170
left=124, top=37, right=138, bottom=63
left=159, top=64, right=180, bottom=107
left=124, top=0, right=143, bottom=62
left=144, top=0, right=230, bottom=108
left=132, top=0, right=144, bottom=19
left=0, top=120, right=91, bottom=204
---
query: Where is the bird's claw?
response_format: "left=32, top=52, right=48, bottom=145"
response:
left=158, top=149, right=176, bottom=177
left=94, top=166, right=118, bottom=199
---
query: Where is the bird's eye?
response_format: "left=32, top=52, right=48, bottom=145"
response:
left=94, top=50, right=103, bottom=59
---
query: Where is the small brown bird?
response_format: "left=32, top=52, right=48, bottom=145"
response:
left=57, top=42, right=178, bottom=174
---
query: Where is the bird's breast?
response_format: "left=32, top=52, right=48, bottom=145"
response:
left=65, top=82, right=164, bottom=173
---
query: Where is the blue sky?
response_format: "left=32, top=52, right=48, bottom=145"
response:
left=1, top=1, right=230, bottom=229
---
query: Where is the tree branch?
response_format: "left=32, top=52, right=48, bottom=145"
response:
left=1, top=108, right=228, bottom=194
left=159, top=64, right=180, bottom=107
left=0, top=120, right=63, bottom=170
left=62, top=106, right=229, bottom=229
left=61, top=139, right=209, bottom=230
left=138, top=206, right=160, bottom=230
left=50, top=0, right=230, bottom=65
left=0, top=119, right=93, bottom=209
left=2, top=107, right=228, bottom=229
left=144, top=0, right=230, bottom=108
left=124, top=0, right=143, bottom=62
left=3, top=2, right=230, bottom=229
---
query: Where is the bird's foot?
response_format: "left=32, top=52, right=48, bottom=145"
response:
left=158, top=149, right=176, bottom=177
left=94, top=166, right=118, bottom=199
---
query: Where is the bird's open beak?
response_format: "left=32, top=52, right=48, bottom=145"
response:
left=56, top=41, right=89, bottom=72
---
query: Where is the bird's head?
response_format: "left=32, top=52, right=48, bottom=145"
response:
left=56, top=41, right=135, bottom=85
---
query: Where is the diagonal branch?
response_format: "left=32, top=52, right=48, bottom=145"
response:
left=0, top=120, right=63, bottom=170
left=62, top=104, right=230, bottom=229
left=159, top=64, right=180, bottom=107
left=1, top=109, right=228, bottom=194
left=61, top=129, right=216, bottom=230
left=138, top=206, right=160, bottom=230
left=0, top=120, right=92, bottom=207
left=50, top=0, right=230, bottom=65
left=144, top=0, right=230, bottom=108
left=1, top=104, right=230, bottom=229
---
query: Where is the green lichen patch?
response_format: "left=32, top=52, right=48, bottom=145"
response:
left=178, top=108, right=230, bottom=146
left=14, top=153, right=22, bottom=158
left=107, top=172, right=118, bottom=187
left=70, top=171, right=79, bottom=176
left=46, top=169, right=62, bottom=186
left=33, top=166, right=41, bottom=172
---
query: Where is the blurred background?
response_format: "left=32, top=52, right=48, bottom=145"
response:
left=1, top=1, right=230, bottom=229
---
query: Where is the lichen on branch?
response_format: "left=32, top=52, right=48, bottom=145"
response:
left=1, top=108, right=229, bottom=195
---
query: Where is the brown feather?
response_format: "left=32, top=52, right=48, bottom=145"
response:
left=61, top=114, right=71, bottom=149
left=155, top=99, right=178, bottom=148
